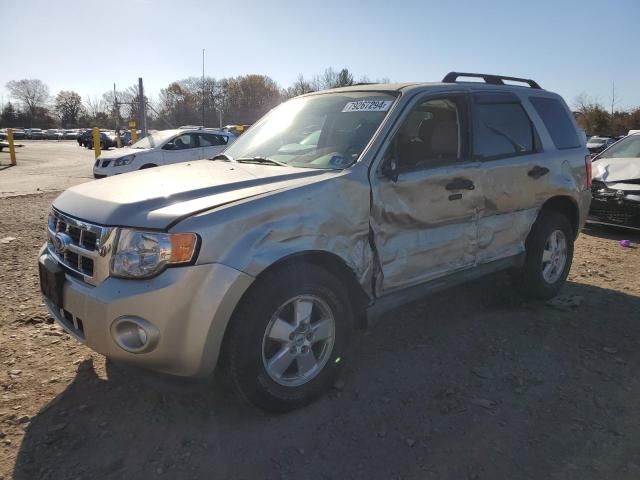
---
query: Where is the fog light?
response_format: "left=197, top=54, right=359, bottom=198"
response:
left=111, top=316, right=159, bottom=353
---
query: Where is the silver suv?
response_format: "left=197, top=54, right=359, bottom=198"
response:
left=38, top=72, right=592, bottom=412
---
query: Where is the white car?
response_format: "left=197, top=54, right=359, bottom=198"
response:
left=93, top=128, right=236, bottom=178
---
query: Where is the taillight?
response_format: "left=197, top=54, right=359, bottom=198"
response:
left=585, top=154, right=592, bottom=189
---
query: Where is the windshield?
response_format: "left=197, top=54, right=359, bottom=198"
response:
left=223, top=92, right=397, bottom=169
left=131, top=130, right=176, bottom=149
left=598, top=135, right=640, bottom=159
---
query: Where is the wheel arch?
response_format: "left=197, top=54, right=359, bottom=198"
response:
left=538, top=195, right=580, bottom=239
left=216, top=251, right=371, bottom=370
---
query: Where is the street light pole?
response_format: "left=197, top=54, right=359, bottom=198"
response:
left=202, top=48, right=205, bottom=127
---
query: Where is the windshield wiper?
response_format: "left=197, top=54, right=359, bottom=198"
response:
left=211, top=153, right=234, bottom=162
left=236, top=156, right=288, bottom=167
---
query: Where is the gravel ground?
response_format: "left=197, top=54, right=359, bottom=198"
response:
left=1, top=192, right=640, bottom=480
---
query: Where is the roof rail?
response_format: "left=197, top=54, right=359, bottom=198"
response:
left=442, top=72, right=541, bottom=89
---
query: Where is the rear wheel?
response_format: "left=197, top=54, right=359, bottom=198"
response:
left=139, top=164, right=157, bottom=170
left=221, top=263, right=353, bottom=412
left=512, top=211, right=574, bottom=299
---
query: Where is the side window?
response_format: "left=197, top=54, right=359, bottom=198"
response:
left=393, top=96, right=464, bottom=170
left=199, top=133, right=228, bottom=146
left=472, top=94, right=536, bottom=160
left=172, top=133, right=198, bottom=150
left=529, top=97, right=580, bottom=149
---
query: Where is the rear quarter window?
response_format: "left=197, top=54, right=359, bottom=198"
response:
left=529, top=97, right=580, bottom=150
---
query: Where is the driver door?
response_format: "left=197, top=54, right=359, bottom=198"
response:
left=162, top=133, right=202, bottom=165
left=370, top=93, right=483, bottom=294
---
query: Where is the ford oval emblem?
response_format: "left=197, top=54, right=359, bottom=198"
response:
left=53, top=232, right=72, bottom=254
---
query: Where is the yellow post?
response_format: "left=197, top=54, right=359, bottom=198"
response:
left=7, top=128, right=17, bottom=166
left=129, top=120, right=137, bottom=144
left=92, top=127, right=101, bottom=159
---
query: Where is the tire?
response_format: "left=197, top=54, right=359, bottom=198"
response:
left=139, top=164, right=157, bottom=169
left=220, top=263, right=353, bottom=412
left=512, top=211, right=574, bottom=300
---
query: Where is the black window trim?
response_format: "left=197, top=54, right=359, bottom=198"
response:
left=384, top=91, right=473, bottom=175
left=470, top=91, right=542, bottom=162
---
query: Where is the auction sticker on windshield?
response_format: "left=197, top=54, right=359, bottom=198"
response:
left=342, top=100, right=393, bottom=113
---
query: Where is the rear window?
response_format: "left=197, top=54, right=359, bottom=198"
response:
left=472, top=94, right=536, bottom=160
left=529, top=97, right=580, bottom=149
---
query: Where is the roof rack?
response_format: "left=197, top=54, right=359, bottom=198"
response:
left=442, top=72, right=541, bottom=89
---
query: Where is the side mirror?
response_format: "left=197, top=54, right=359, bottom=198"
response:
left=381, top=157, right=399, bottom=182
left=163, top=141, right=175, bottom=151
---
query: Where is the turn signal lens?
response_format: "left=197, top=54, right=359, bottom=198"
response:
left=170, top=233, right=198, bottom=263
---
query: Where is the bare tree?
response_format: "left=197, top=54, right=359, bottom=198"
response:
left=84, top=95, right=105, bottom=119
left=5, top=79, right=49, bottom=126
left=55, top=90, right=83, bottom=127
left=321, top=68, right=338, bottom=90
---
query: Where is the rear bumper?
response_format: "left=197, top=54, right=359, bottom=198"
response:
left=39, top=248, right=253, bottom=377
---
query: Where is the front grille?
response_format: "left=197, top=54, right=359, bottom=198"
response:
left=590, top=181, right=640, bottom=227
left=590, top=199, right=640, bottom=227
left=47, top=209, right=114, bottom=285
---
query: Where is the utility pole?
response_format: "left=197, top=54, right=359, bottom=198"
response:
left=610, top=81, right=616, bottom=117
left=138, top=77, right=147, bottom=137
left=202, top=48, right=206, bottom=127
left=113, top=83, right=122, bottom=147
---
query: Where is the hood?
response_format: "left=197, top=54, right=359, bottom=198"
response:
left=54, top=160, right=338, bottom=229
left=593, top=157, right=640, bottom=183
left=97, top=147, right=152, bottom=159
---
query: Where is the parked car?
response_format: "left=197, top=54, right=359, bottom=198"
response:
left=222, top=124, right=251, bottom=135
left=10, top=128, right=26, bottom=139
left=28, top=128, right=46, bottom=139
left=63, top=129, right=79, bottom=140
left=39, top=72, right=591, bottom=412
left=77, top=129, right=92, bottom=147
left=92, top=127, right=236, bottom=178
left=118, top=129, right=142, bottom=146
left=86, top=131, right=117, bottom=150
left=589, top=133, right=640, bottom=229
left=586, top=136, right=616, bottom=154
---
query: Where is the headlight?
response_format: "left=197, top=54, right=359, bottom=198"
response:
left=114, top=154, right=135, bottom=166
left=111, top=229, right=198, bottom=278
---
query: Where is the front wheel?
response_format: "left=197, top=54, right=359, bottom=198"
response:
left=512, top=211, right=574, bottom=299
left=221, top=264, right=353, bottom=412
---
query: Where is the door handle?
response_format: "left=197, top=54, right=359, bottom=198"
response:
left=528, top=165, right=549, bottom=179
left=445, top=178, right=475, bottom=191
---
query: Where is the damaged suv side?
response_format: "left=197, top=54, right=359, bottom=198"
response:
left=38, top=73, right=591, bottom=412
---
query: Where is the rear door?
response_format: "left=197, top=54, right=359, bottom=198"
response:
left=161, top=132, right=202, bottom=165
left=198, top=132, right=229, bottom=158
left=469, top=91, right=549, bottom=264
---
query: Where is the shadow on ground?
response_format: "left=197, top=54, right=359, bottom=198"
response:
left=583, top=222, right=640, bottom=243
left=13, top=275, right=640, bottom=480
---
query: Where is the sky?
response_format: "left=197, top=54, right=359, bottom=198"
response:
left=1, top=0, right=639, bottom=110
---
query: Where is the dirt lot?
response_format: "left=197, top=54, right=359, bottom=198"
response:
left=1, top=192, right=640, bottom=480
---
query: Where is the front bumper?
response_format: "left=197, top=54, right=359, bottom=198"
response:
left=588, top=182, right=640, bottom=229
left=38, top=248, right=253, bottom=377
